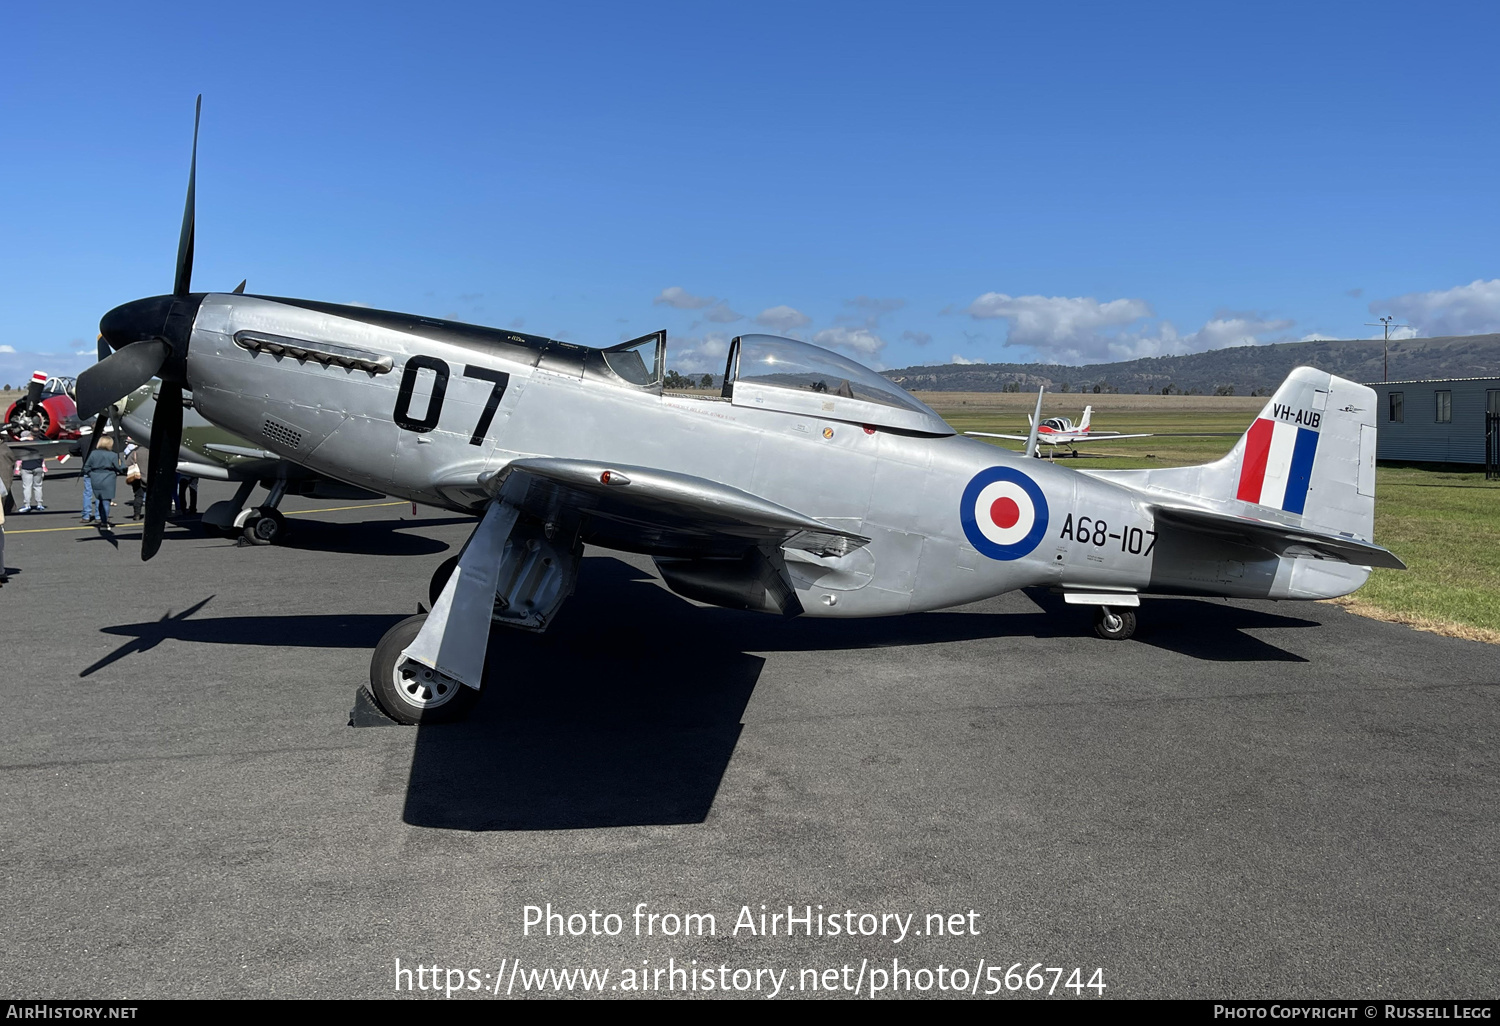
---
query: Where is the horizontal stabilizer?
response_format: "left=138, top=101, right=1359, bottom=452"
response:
left=1153, top=503, right=1406, bottom=570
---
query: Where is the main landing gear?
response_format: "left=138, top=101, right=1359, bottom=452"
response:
left=366, top=501, right=581, bottom=725
left=1093, top=605, right=1137, bottom=641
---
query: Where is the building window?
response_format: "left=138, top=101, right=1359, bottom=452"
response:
left=1389, top=392, right=1404, bottom=423
left=1436, top=390, right=1452, bottom=424
left=1488, top=389, right=1499, bottom=416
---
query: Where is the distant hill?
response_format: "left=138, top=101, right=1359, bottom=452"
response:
left=883, top=334, right=1500, bottom=395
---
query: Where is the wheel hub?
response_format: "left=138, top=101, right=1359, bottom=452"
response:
left=393, top=658, right=461, bottom=709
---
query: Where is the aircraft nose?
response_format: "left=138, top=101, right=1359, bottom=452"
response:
left=99, top=295, right=176, bottom=352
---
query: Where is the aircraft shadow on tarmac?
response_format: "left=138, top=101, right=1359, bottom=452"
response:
left=82, top=598, right=409, bottom=677
left=400, top=557, right=1317, bottom=832
left=276, top=515, right=467, bottom=556
left=79, top=556, right=1318, bottom=829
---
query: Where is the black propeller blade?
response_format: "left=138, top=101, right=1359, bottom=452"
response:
left=75, top=339, right=169, bottom=420
left=173, top=96, right=200, bottom=298
left=141, top=381, right=183, bottom=561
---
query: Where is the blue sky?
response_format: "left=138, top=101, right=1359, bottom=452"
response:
left=3, top=1, right=1498, bottom=384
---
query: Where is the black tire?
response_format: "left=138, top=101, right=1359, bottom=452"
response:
left=1093, top=606, right=1137, bottom=641
left=369, top=613, right=481, bottom=724
left=242, top=508, right=286, bottom=545
left=428, top=555, right=460, bottom=607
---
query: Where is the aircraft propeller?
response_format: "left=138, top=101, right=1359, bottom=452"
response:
left=82, top=94, right=202, bottom=559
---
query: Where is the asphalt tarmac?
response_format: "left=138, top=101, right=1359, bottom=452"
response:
left=2, top=471, right=1496, bottom=1000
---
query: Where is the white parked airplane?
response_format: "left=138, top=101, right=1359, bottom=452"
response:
left=967, top=392, right=1152, bottom=457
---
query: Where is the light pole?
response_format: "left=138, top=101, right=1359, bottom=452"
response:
left=1364, top=316, right=1410, bottom=382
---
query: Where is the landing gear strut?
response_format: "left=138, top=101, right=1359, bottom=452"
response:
left=1093, top=605, right=1137, bottom=641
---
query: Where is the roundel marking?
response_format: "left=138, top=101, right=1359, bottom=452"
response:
left=961, top=466, right=1049, bottom=560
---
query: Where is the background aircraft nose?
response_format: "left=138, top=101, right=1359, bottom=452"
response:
left=99, top=295, right=176, bottom=352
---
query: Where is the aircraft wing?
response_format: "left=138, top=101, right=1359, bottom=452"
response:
left=964, top=431, right=1031, bottom=442
left=483, top=456, right=870, bottom=558
left=8, top=439, right=78, bottom=461
left=1151, top=503, right=1407, bottom=569
left=1057, top=432, right=1153, bottom=442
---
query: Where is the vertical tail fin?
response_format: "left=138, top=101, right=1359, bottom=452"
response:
left=1228, top=368, right=1375, bottom=538
left=1086, top=367, right=1379, bottom=542
left=1079, top=405, right=1092, bottom=432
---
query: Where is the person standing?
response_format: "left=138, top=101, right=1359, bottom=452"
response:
left=1, top=431, right=14, bottom=517
left=16, top=431, right=46, bottom=512
left=73, top=443, right=96, bottom=522
left=0, top=482, right=8, bottom=585
left=0, top=432, right=11, bottom=584
left=83, top=436, right=125, bottom=531
left=125, top=458, right=145, bottom=519
left=175, top=472, right=198, bottom=515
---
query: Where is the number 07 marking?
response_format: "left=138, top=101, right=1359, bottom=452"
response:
left=392, top=359, right=511, bottom=445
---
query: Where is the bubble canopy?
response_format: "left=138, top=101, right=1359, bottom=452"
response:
left=724, top=334, right=953, bottom=435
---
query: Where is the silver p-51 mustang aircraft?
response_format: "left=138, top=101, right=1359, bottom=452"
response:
left=78, top=99, right=1405, bottom=724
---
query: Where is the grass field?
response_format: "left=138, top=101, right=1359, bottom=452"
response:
left=918, top=392, right=1500, bottom=642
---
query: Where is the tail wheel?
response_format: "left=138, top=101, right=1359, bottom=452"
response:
left=1093, top=606, right=1137, bottom=641
left=369, top=613, right=481, bottom=724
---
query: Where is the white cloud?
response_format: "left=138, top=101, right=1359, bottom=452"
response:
left=703, top=302, right=743, bottom=324
left=966, top=290, right=1298, bottom=362
left=654, top=286, right=717, bottom=310
left=755, top=305, right=811, bottom=332
left=951, top=353, right=984, bottom=365
left=1376, top=278, right=1500, bottom=337
left=968, top=292, right=1153, bottom=361
left=666, top=333, right=733, bottom=375
left=812, top=326, right=886, bottom=363
left=1190, top=316, right=1295, bottom=350
left=902, top=330, right=932, bottom=347
left=0, top=345, right=15, bottom=354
